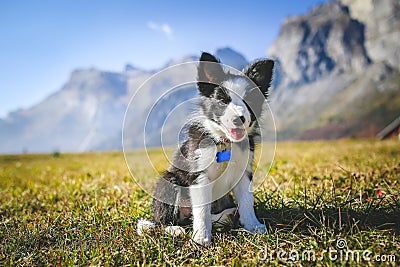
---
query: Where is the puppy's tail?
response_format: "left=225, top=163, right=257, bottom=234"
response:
left=137, top=219, right=156, bottom=236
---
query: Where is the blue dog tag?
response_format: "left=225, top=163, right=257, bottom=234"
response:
left=216, top=150, right=231, bottom=163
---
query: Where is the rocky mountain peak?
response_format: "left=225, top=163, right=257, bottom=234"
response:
left=269, top=0, right=400, bottom=140
left=124, top=64, right=137, bottom=71
left=341, top=0, right=400, bottom=69
left=269, top=1, right=370, bottom=88
left=62, top=68, right=127, bottom=99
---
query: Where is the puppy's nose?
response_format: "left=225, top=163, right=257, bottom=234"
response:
left=233, top=116, right=246, bottom=126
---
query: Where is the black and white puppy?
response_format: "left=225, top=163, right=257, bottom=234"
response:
left=138, top=52, right=274, bottom=246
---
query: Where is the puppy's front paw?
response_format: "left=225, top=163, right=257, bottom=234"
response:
left=244, top=222, right=266, bottom=234
left=192, top=230, right=212, bottom=246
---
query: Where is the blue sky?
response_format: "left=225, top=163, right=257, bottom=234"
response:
left=0, top=0, right=328, bottom=118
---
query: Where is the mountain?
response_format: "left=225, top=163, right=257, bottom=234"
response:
left=0, top=69, right=131, bottom=153
left=0, top=49, right=247, bottom=153
left=268, top=0, right=400, bottom=140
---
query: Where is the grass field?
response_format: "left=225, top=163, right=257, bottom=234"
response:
left=0, top=140, right=399, bottom=266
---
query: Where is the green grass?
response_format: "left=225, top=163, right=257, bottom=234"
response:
left=0, top=140, right=399, bottom=266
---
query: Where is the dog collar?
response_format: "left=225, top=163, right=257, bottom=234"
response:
left=215, top=137, right=231, bottom=163
left=216, top=150, right=231, bottom=163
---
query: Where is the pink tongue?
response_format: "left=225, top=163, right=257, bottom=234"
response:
left=230, top=128, right=245, bottom=140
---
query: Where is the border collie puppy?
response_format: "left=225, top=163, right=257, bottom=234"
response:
left=138, top=52, right=274, bottom=246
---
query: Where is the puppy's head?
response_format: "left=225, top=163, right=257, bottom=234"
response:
left=197, top=52, right=274, bottom=142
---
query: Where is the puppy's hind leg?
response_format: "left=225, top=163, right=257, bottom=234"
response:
left=153, top=174, right=180, bottom=226
left=154, top=173, right=191, bottom=235
left=137, top=201, right=186, bottom=237
left=138, top=173, right=188, bottom=236
left=137, top=174, right=179, bottom=236
left=152, top=195, right=186, bottom=236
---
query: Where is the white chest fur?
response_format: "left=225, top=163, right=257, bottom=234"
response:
left=205, top=142, right=253, bottom=201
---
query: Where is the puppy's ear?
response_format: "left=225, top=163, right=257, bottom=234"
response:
left=243, top=59, right=274, bottom=121
left=244, top=59, right=274, bottom=98
left=197, top=52, right=225, bottom=97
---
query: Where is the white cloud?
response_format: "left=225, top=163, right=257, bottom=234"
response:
left=147, top=21, right=173, bottom=39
